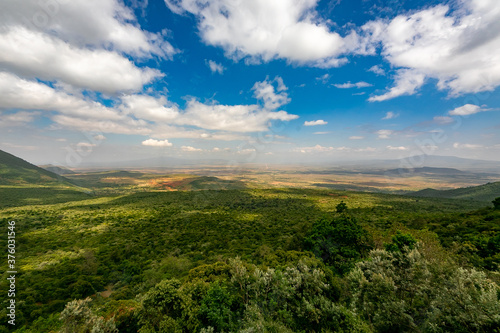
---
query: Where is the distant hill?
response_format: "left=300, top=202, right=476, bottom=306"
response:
left=0, top=149, right=74, bottom=186
left=337, top=155, right=500, bottom=173
left=40, top=164, right=76, bottom=175
left=154, top=176, right=246, bottom=191
left=380, top=166, right=470, bottom=177
left=410, top=181, right=500, bottom=202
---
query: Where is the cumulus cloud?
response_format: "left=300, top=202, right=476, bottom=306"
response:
left=120, top=95, right=179, bottom=122
left=368, top=65, right=385, bottom=76
left=364, top=0, right=500, bottom=99
left=304, top=120, right=327, bottom=126
left=295, top=144, right=352, bottom=153
left=1, top=0, right=176, bottom=59
left=334, top=81, right=372, bottom=89
left=0, top=72, right=123, bottom=120
left=207, top=60, right=225, bottom=74
left=453, top=142, right=483, bottom=149
left=349, top=136, right=364, bottom=140
left=164, top=0, right=354, bottom=67
left=296, top=144, right=334, bottom=153
left=181, top=100, right=296, bottom=132
left=181, top=145, right=202, bottom=152
left=0, top=0, right=173, bottom=94
left=448, top=104, right=483, bottom=116
left=369, top=69, right=425, bottom=102
left=382, top=111, right=399, bottom=120
left=0, top=111, right=40, bottom=127
left=142, top=139, right=173, bottom=147
left=376, top=129, right=393, bottom=139
left=0, top=27, right=162, bottom=94
left=386, top=145, right=408, bottom=151
left=252, top=76, right=290, bottom=110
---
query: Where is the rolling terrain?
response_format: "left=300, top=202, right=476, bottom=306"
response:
left=0, top=150, right=498, bottom=332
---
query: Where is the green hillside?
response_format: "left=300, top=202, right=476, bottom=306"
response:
left=410, top=181, right=500, bottom=202
left=0, top=149, right=91, bottom=207
left=0, top=149, right=68, bottom=185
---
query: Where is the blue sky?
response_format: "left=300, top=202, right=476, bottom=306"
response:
left=0, top=0, right=499, bottom=167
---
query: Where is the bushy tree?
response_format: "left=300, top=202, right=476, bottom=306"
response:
left=384, top=231, right=417, bottom=253
left=304, top=215, right=372, bottom=275
left=136, top=279, right=184, bottom=332
left=348, top=245, right=500, bottom=332
left=493, top=197, right=500, bottom=210
left=199, top=282, right=236, bottom=332
left=60, top=297, right=117, bottom=333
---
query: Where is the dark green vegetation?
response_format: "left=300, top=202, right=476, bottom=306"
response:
left=411, top=181, right=500, bottom=202
left=0, top=150, right=499, bottom=332
left=0, top=187, right=498, bottom=332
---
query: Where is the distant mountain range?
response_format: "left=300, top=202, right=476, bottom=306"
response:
left=353, top=155, right=500, bottom=173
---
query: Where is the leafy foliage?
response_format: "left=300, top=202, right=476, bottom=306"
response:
left=493, top=197, right=500, bottom=210
left=0, top=181, right=499, bottom=332
left=349, top=245, right=500, bottom=332
left=384, top=231, right=417, bottom=253
left=304, top=212, right=372, bottom=275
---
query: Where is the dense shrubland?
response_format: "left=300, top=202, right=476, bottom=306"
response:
left=0, top=190, right=498, bottom=332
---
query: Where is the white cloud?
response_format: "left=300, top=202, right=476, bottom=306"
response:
left=316, top=74, right=330, bottom=84
left=142, top=139, right=173, bottom=147
left=314, top=131, right=331, bottom=135
left=165, top=0, right=353, bottom=67
left=0, top=72, right=124, bottom=120
left=1, top=0, right=176, bottom=59
left=0, top=27, right=163, bottom=93
left=207, top=60, right=225, bottom=74
left=368, top=65, right=385, bottom=76
left=433, top=116, right=454, bottom=124
left=386, top=145, right=408, bottom=151
left=52, top=114, right=152, bottom=135
left=304, top=120, right=327, bottom=126
left=376, top=129, right=393, bottom=139
left=181, top=100, right=296, bottom=132
left=0, top=111, right=40, bottom=127
left=181, top=145, right=202, bottom=152
left=357, top=147, right=377, bottom=152
left=382, top=111, right=399, bottom=120
left=296, top=144, right=334, bottom=153
left=368, top=69, right=425, bottom=102
left=364, top=0, right=500, bottom=99
left=349, top=136, right=364, bottom=140
left=237, top=148, right=257, bottom=154
left=76, top=142, right=97, bottom=148
left=448, top=104, right=483, bottom=116
left=334, top=81, right=373, bottom=89
left=93, top=135, right=107, bottom=141
left=120, top=95, right=179, bottom=122
left=252, top=76, right=290, bottom=110
left=453, top=142, right=483, bottom=149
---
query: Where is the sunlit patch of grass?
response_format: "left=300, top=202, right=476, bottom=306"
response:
left=20, top=249, right=85, bottom=271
